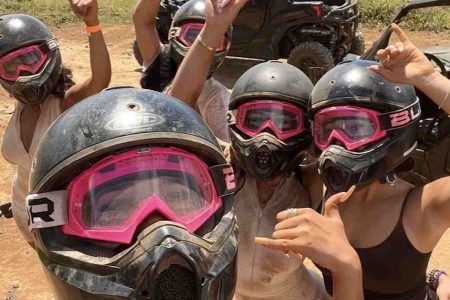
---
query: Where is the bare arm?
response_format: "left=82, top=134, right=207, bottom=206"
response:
left=368, top=24, right=450, bottom=114
left=133, top=0, right=161, bottom=67
left=62, top=0, right=111, bottom=111
left=169, top=0, right=247, bottom=106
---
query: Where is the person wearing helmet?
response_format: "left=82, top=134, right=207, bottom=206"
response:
left=26, top=87, right=238, bottom=300
left=133, top=0, right=232, bottom=141
left=0, top=0, right=111, bottom=244
left=227, top=61, right=329, bottom=300
left=257, top=58, right=450, bottom=300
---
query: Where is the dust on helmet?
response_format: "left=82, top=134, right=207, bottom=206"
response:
left=228, top=61, right=314, bottom=179
left=0, top=14, right=62, bottom=104
left=309, top=59, right=421, bottom=194
left=27, top=87, right=238, bottom=300
left=168, top=0, right=232, bottom=75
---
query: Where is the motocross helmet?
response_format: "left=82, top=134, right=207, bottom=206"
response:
left=168, top=0, right=232, bottom=74
left=309, top=60, right=421, bottom=194
left=26, top=87, right=238, bottom=300
left=0, top=14, right=62, bottom=104
left=228, top=61, right=314, bottom=179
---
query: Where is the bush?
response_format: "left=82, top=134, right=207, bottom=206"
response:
left=359, top=0, right=450, bottom=31
left=0, top=0, right=134, bottom=27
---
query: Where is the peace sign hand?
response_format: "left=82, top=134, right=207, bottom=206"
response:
left=68, top=0, right=99, bottom=26
left=368, top=24, right=437, bottom=87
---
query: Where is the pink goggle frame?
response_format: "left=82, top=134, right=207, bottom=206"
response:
left=0, top=39, right=58, bottom=82
left=172, top=23, right=229, bottom=52
left=61, top=147, right=225, bottom=244
left=231, top=100, right=305, bottom=141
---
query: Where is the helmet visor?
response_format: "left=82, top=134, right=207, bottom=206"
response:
left=314, top=106, right=387, bottom=151
left=0, top=39, right=58, bottom=82
left=235, top=100, right=305, bottom=140
left=63, top=147, right=223, bottom=244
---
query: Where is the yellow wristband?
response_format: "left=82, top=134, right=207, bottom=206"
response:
left=85, top=24, right=102, bottom=34
left=197, top=35, right=216, bottom=53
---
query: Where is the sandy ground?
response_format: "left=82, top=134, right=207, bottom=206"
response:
left=0, top=24, right=449, bottom=299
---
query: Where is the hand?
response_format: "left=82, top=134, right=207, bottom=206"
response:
left=69, top=0, right=99, bottom=26
left=203, top=0, right=247, bottom=43
left=437, top=273, right=450, bottom=300
left=368, top=24, right=438, bottom=88
left=255, top=191, right=360, bottom=274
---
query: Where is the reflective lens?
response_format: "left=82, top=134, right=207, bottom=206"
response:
left=314, top=106, right=387, bottom=151
left=235, top=100, right=305, bottom=140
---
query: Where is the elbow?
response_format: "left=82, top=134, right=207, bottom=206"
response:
left=133, top=8, right=156, bottom=27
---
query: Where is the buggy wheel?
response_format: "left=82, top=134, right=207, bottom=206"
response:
left=133, top=40, right=144, bottom=66
left=350, top=31, right=366, bottom=56
left=287, top=42, right=334, bottom=83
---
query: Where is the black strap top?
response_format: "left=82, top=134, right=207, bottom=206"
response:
left=317, top=193, right=432, bottom=300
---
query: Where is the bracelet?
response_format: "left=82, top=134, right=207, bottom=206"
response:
left=85, top=24, right=102, bottom=34
left=197, top=35, right=216, bottom=53
left=438, top=88, right=450, bottom=110
left=427, top=269, right=448, bottom=291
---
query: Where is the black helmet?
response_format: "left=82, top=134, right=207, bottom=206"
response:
left=0, top=14, right=62, bottom=104
left=228, top=61, right=314, bottom=179
left=310, top=60, right=421, bottom=194
left=168, top=0, right=232, bottom=74
left=28, top=87, right=238, bottom=300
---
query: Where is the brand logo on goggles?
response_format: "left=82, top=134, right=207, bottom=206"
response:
left=28, top=197, right=55, bottom=225
left=390, top=105, right=421, bottom=127
left=223, top=167, right=236, bottom=191
left=105, top=112, right=165, bottom=130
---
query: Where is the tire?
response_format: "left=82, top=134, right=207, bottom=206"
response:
left=287, top=41, right=334, bottom=83
left=350, top=31, right=366, bottom=56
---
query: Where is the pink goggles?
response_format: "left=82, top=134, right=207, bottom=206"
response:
left=229, top=100, right=305, bottom=141
left=170, top=23, right=229, bottom=52
left=313, top=99, right=421, bottom=151
left=26, top=147, right=236, bottom=244
left=0, top=39, right=59, bottom=82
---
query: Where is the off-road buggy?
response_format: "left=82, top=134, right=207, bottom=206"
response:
left=360, top=0, right=450, bottom=185
left=133, top=0, right=364, bottom=82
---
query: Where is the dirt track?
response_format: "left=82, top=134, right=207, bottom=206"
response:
left=0, top=25, right=449, bottom=299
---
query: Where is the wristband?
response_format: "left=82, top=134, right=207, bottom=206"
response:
left=85, top=24, right=102, bottom=34
left=197, top=35, right=216, bottom=53
left=427, top=269, right=447, bottom=291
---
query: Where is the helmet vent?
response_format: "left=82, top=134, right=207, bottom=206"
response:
left=395, top=86, right=402, bottom=93
left=330, top=80, right=336, bottom=85
left=127, top=103, right=141, bottom=111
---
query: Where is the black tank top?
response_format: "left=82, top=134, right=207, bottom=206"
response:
left=317, top=192, right=432, bottom=300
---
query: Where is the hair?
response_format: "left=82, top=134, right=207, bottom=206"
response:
left=52, top=66, right=75, bottom=97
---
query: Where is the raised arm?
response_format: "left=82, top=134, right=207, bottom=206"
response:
left=169, top=0, right=247, bottom=107
left=368, top=24, right=450, bottom=114
left=62, top=0, right=111, bottom=111
left=133, top=0, right=161, bottom=67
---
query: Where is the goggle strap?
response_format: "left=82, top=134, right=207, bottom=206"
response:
left=40, top=38, right=59, bottom=54
left=209, top=164, right=236, bottom=196
left=378, top=99, right=421, bottom=131
left=227, top=110, right=236, bottom=125
left=27, top=190, right=68, bottom=230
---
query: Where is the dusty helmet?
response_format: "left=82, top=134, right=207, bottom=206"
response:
left=310, top=60, right=421, bottom=194
left=0, top=14, right=62, bottom=104
left=168, top=0, right=232, bottom=74
left=228, top=61, right=314, bottom=179
left=28, top=87, right=238, bottom=300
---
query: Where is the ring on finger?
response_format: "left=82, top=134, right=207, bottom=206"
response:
left=287, top=208, right=298, bottom=219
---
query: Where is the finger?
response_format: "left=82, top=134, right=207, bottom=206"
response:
left=277, top=208, right=305, bottom=222
left=368, top=65, right=398, bottom=83
left=254, top=237, right=291, bottom=251
left=393, top=42, right=405, bottom=55
left=274, top=215, right=304, bottom=231
left=272, top=228, right=301, bottom=240
left=324, top=191, right=347, bottom=219
left=391, top=24, right=411, bottom=44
